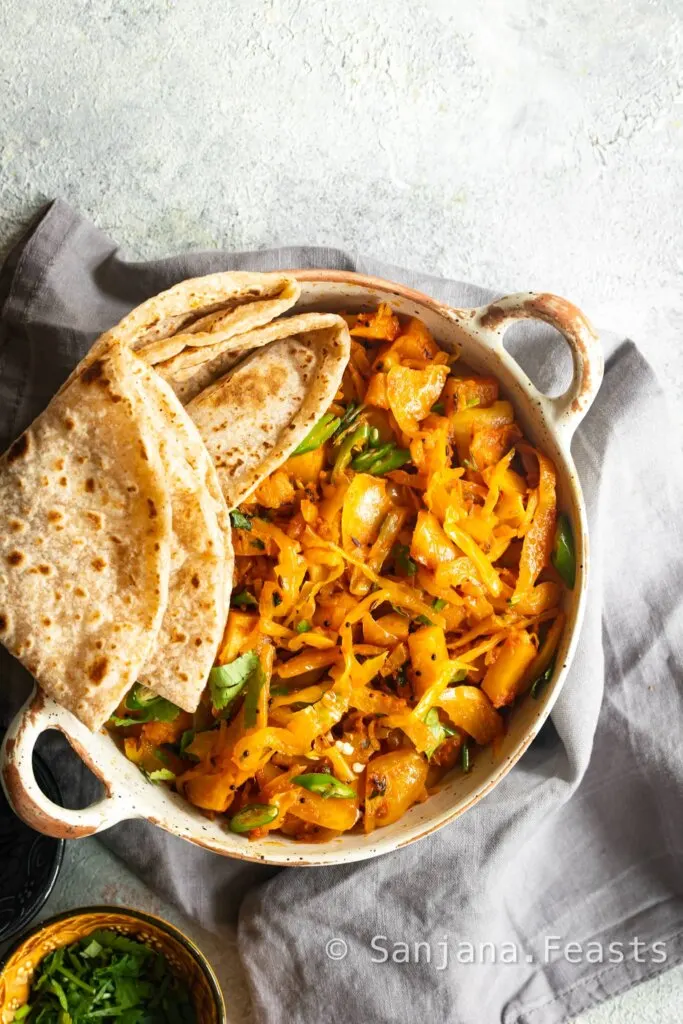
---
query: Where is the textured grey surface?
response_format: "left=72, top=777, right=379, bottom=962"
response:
left=1, top=1, right=682, bottom=1021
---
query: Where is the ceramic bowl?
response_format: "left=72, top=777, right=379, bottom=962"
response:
left=0, top=273, right=603, bottom=867
left=0, top=905, right=225, bottom=1023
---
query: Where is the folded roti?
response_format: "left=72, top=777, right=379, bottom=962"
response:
left=158, top=313, right=347, bottom=406
left=86, top=271, right=300, bottom=372
left=134, top=363, right=234, bottom=711
left=186, top=314, right=351, bottom=509
left=0, top=342, right=172, bottom=730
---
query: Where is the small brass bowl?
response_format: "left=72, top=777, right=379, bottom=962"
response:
left=0, top=906, right=226, bottom=1023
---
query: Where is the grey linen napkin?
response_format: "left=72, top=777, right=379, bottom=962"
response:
left=1, top=200, right=681, bottom=1024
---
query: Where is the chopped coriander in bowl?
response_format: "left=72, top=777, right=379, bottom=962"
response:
left=0, top=908, right=225, bottom=1023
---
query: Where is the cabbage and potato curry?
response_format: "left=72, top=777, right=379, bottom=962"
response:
left=109, top=305, right=575, bottom=842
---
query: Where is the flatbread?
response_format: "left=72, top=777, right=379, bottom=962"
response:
left=158, top=313, right=347, bottom=405
left=186, top=315, right=351, bottom=509
left=133, top=364, right=234, bottom=711
left=0, top=343, right=172, bottom=730
left=88, top=271, right=300, bottom=368
left=58, top=272, right=301, bottom=405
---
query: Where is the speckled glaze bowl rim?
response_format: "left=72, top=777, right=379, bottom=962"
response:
left=0, top=905, right=226, bottom=1021
left=0, top=749, right=65, bottom=944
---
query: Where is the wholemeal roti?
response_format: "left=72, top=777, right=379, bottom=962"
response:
left=186, top=314, right=350, bottom=509
left=134, top=363, right=234, bottom=711
left=0, top=343, right=172, bottom=730
left=84, top=272, right=300, bottom=372
left=158, top=313, right=346, bottom=406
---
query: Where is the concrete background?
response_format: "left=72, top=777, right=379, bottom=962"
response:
left=1, top=0, right=681, bottom=1021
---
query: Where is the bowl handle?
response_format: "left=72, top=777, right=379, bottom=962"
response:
left=462, top=292, right=603, bottom=444
left=1, top=687, right=131, bottom=838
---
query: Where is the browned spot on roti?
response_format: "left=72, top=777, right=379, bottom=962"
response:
left=91, top=557, right=107, bottom=571
left=47, top=510, right=63, bottom=523
left=75, top=587, right=86, bottom=597
left=85, top=511, right=103, bottom=528
left=8, top=518, right=23, bottom=532
left=6, top=432, right=30, bottom=464
left=171, top=631, right=187, bottom=643
left=54, top=458, right=65, bottom=471
left=147, top=499, right=157, bottom=518
left=191, top=574, right=200, bottom=588
left=42, top=617, right=52, bottom=627
left=179, top=672, right=189, bottom=682
left=82, top=359, right=105, bottom=383
left=38, top=564, right=51, bottom=575
left=88, top=657, right=109, bottom=683
left=59, top=476, right=67, bottom=486
left=85, top=478, right=95, bottom=493
left=7, top=550, right=24, bottom=567
left=240, top=363, right=288, bottom=406
left=65, top=416, right=76, bottom=430
left=195, top=638, right=203, bottom=647
left=0, top=614, right=7, bottom=632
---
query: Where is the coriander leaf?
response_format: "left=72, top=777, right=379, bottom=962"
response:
left=179, top=729, right=196, bottom=758
left=209, top=652, right=259, bottom=711
left=450, top=667, right=468, bottom=683
left=229, top=510, right=252, bottom=531
left=392, top=543, right=417, bottom=576
left=125, top=683, right=160, bottom=709
left=432, top=598, right=447, bottom=612
left=89, top=931, right=154, bottom=955
left=108, top=695, right=180, bottom=729
left=231, top=589, right=258, bottom=609
left=146, top=768, right=176, bottom=783
left=243, top=658, right=267, bottom=728
left=415, top=614, right=434, bottom=627
left=295, top=620, right=311, bottom=633
left=423, top=707, right=456, bottom=759
left=531, top=659, right=555, bottom=699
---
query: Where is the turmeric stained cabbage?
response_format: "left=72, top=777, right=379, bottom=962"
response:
left=109, top=303, right=571, bottom=841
